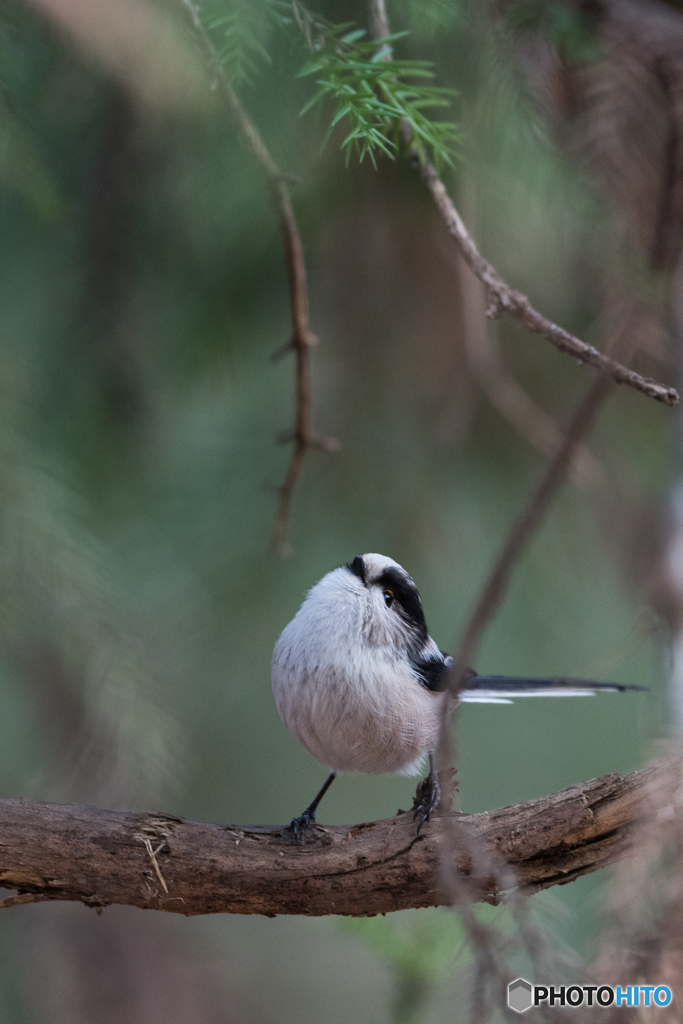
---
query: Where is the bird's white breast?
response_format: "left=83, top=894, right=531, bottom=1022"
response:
left=271, top=565, right=446, bottom=775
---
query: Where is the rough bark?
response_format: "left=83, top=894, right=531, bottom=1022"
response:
left=0, top=759, right=679, bottom=918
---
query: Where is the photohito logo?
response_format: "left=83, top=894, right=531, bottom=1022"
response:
left=507, top=979, right=673, bottom=1013
left=508, top=979, right=533, bottom=1013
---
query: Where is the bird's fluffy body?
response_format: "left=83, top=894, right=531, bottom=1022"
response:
left=272, top=554, right=447, bottom=775
left=272, top=554, right=642, bottom=784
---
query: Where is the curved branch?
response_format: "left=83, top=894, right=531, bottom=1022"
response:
left=366, top=0, right=676, bottom=406
left=413, top=158, right=678, bottom=408
left=0, top=759, right=678, bottom=917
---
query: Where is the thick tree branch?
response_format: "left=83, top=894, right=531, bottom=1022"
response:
left=0, top=759, right=678, bottom=917
left=182, top=0, right=338, bottom=556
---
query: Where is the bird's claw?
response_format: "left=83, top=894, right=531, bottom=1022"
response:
left=412, top=766, right=457, bottom=832
left=413, top=771, right=441, bottom=833
left=290, top=807, right=316, bottom=839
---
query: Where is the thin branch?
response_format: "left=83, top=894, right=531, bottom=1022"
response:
left=414, top=156, right=678, bottom=406
left=181, top=0, right=338, bottom=555
left=0, top=759, right=678, bottom=917
left=445, top=294, right=665, bottom=703
left=364, top=6, right=676, bottom=407
left=431, top=303, right=639, bottom=953
left=432, top=221, right=647, bottom=975
left=446, top=201, right=604, bottom=490
left=454, top=368, right=614, bottom=675
left=368, top=0, right=390, bottom=44
left=434, top=355, right=619, bottom=835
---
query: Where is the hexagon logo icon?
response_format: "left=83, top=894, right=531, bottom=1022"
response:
left=508, top=978, right=533, bottom=1013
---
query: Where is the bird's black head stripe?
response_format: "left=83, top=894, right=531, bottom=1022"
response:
left=346, top=555, right=367, bottom=585
left=376, top=568, right=428, bottom=642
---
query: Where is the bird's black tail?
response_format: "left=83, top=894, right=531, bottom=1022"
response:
left=459, top=676, right=645, bottom=704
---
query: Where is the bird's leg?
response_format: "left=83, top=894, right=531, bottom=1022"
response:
left=413, top=753, right=442, bottom=833
left=290, top=771, right=337, bottom=837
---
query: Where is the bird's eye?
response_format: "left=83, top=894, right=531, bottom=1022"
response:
left=383, top=589, right=394, bottom=607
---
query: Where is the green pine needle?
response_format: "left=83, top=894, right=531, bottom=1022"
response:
left=197, top=0, right=459, bottom=168
left=293, top=11, right=459, bottom=170
left=207, top=0, right=286, bottom=87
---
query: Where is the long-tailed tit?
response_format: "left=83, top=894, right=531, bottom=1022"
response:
left=272, top=553, right=642, bottom=834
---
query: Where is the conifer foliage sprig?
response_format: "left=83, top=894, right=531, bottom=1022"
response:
left=293, top=4, right=459, bottom=170
left=208, top=0, right=289, bottom=85
left=203, top=0, right=459, bottom=169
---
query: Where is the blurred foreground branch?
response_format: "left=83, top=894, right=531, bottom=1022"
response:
left=453, top=367, right=614, bottom=680
left=182, top=0, right=338, bottom=556
left=0, top=759, right=678, bottom=917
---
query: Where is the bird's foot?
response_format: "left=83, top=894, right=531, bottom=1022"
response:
left=412, top=767, right=458, bottom=833
left=413, top=772, right=441, bottom=833
left=290, top=807, right=316, bottom=839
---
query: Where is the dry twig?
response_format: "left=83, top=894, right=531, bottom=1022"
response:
left=447, top=196, right=604, bottom=490
left=0, top=759, right=677, bottom=917
left=364, top=0, right=677, bottom=404
left=415, top=157, right=678, bottom=406
left=139, top=836, right=170, bottom=894
left=182, top=0, right=338, bottom=556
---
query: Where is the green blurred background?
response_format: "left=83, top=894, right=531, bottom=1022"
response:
left=0, top=0, right=674, bottom=1020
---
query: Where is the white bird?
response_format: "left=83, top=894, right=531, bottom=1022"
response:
left=272, top=553, right=642, bottom=833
